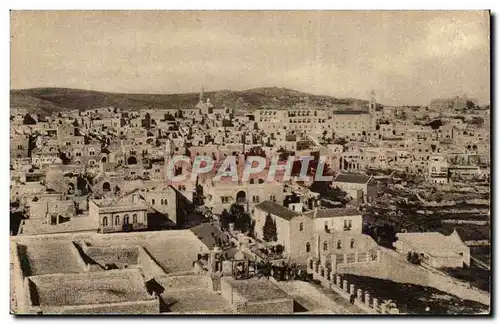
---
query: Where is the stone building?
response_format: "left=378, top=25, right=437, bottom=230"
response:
left=252, top=200, right=375, bottom=266
left=332, top=173, right=377, bottom=203
left=90, top=191, right=149, bottom=233
left=253, top=201, right=315, bottom=264
left=11, top=134, right=30, bottom=160
left=394, top=230, right=470, bottom=268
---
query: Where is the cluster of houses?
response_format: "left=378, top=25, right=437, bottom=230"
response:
left=10, top=89, right=485, bottom=270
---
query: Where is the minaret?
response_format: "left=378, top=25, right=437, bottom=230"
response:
left=369, top=90, right=376, bottom=114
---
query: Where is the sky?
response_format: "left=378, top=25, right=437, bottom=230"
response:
left=10, top=10, right=490, bottom=105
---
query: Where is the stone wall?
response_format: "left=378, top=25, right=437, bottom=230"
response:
left=336, top=247, right=490, bottom=306
left=235, top=298, right=294, bottom=314
left=137, top=246, right=167, bottom=278
left=275, top=279, right=364, bottom=313
left=220, top=278, right=246, bottom=306
left=11, top=242, right=26, bottom=313
left=306, top=261, right=400, bottom=314
left=43, top=299, right=160, bottom=314
left=157, top=274, right=210, bottom=292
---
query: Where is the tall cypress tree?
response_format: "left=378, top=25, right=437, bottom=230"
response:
left=262, top=214, right=274, bottom=242
left=263, top=213, right=276, bottom=242
left=272, top=219, right=278, bottom=242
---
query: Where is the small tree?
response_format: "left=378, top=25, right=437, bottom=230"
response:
left=408, top=251, right=422, bottom=265
left=23, top=114, right=37, bottom=125
left=230, top=203, right=251, bottom=233
left=248, top=219, right=256, bottom=238
left=275, top=244, right=285, bottom=255
left=466, top=100, right=476, bottom=110
left=263, top=213, right=277, bottom=242
left=220, top=209, right=231, bottom=231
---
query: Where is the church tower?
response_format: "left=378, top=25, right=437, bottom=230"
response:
left=369, top=90, right=377, bottom=130
left=163, top=137, right=174, bottom=181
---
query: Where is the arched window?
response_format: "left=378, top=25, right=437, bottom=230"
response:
left=124, top=215, right=129, bottom=225
left=127, top=156, right=137, bottom=165
left=152, top=199, right=155, bottom=205
left=299, top=222, right=304, bottom=231
left=132, top=214, right=137, bottom=223
left=115, top=216, right=120, bottom=225
left=323, top=241, right=328, bottom=251
left=306, top=242, right=311, bottom=252
left=163, top=199, right=167, bottom=206
left=102, top=216, right=108, bottom=227
left=350, top=239, right=355, bottom=249
left=103, top=182, right=111, bottom=192
left=160, top=199, right=164, bottom=205
left=337, top=240, right=342, bottom=249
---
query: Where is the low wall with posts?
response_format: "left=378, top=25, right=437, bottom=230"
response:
left=336, top=247, right=490, bottom=306
left=335, top=250, right=380, bottom=271
left=307, top=257, right=401, bottom=314
left=307, top=250, right=380, bottom=276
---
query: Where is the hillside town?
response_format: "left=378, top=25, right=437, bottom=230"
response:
left=10, top=88, right=491, bottom=315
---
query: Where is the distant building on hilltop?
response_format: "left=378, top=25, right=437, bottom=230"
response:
left=430, top=95, right=479, bottom=111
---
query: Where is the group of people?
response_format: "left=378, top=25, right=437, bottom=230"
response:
left=254, top=260, right=309, bottom=282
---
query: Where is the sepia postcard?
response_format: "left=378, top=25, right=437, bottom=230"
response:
left=9, top=10, right=491, bottom=315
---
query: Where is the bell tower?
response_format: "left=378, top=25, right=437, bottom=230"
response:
left=163, top=137, right=174, bottom=181
left=369, top=90, right=377, bottom=130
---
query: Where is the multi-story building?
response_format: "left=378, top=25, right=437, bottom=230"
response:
left=90, top=190, right=149, bottom=234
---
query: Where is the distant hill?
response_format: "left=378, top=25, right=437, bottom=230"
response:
left=10, top=87, right=369, bottom=115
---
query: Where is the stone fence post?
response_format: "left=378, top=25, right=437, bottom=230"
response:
left=342, top=280, right=348, bottom=292
left=357, top=288, right=363, bottom=301
left=364, top=293, right=370, bottom=307
left=330, top=255, right=337, bottom=274
left=373, top=298, right=379, bottom=312
left=349, top=284, right=355, bottom=295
